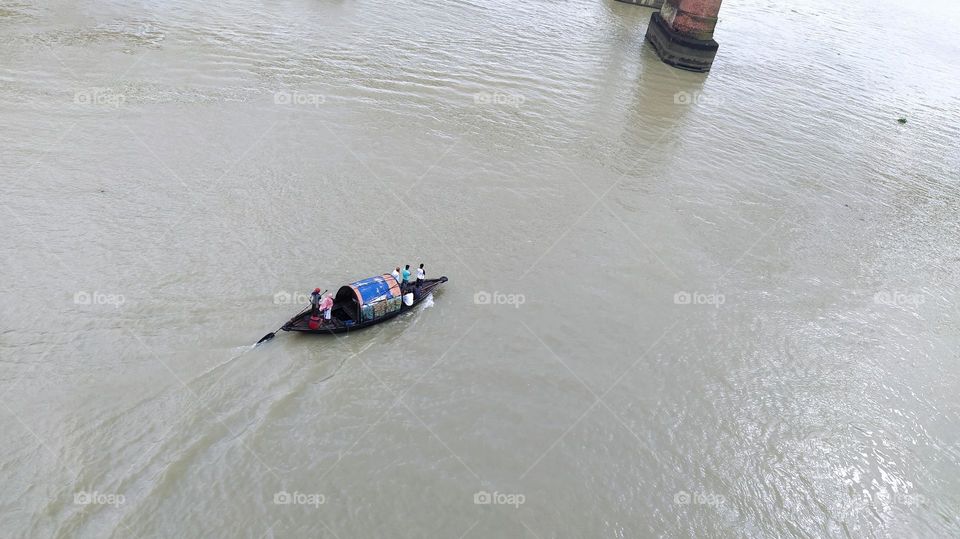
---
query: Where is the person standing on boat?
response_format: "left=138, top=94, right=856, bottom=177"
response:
left=402, top=265, right=411, bottom=291
left=416, top=263, right=425, bottom=288
left=310, top=288, right=322, bottom=316
left=319, top=293, right=334, bottom=323
left=392, top=267, right=401, bottom=286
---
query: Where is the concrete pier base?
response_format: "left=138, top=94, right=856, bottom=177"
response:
left=644, top=0, right=721, bottom=72
left=614, top=0, right=664, bottom=8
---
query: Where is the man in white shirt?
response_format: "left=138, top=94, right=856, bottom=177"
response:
left=416, top=263, right=425, bottom=288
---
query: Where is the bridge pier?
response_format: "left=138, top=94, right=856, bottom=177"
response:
left=645, top=0, right=722, bottom=72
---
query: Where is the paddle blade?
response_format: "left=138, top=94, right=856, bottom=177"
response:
left=256, top=332, right=276, bottom=345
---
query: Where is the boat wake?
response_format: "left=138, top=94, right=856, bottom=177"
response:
left=179, top=345, right=257, bottom=392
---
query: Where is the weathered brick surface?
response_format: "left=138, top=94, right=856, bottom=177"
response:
left=663, top=0, right=722, bottom=41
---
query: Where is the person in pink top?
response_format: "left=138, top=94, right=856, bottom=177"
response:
left=319, top=293, right=334, bottom=322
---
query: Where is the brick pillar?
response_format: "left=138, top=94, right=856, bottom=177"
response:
left=645, top=0, right=723, bottom=72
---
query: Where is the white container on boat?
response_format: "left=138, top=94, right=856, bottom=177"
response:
left=403, top=293, right=414, bottom=306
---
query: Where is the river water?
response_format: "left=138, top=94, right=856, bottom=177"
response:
left=2, top=0, right=959, bottom=536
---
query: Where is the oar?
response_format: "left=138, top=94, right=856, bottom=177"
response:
left=255, top=306, right=309, bottom=346
left=255, top=291, right=326, bottom=346
left=255, top=328, right=285, bottom=346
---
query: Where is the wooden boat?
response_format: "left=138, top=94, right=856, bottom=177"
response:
left=281, top=273, right=448, bottom=335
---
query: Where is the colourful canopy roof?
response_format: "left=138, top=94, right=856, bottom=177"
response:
left=348, top=274, right=401, bottom=306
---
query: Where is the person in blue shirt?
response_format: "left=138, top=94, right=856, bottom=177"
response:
left=401, top=265, right=411, bottom=291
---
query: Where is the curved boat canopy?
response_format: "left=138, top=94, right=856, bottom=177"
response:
left=334, top=274, right=403, bottom=322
